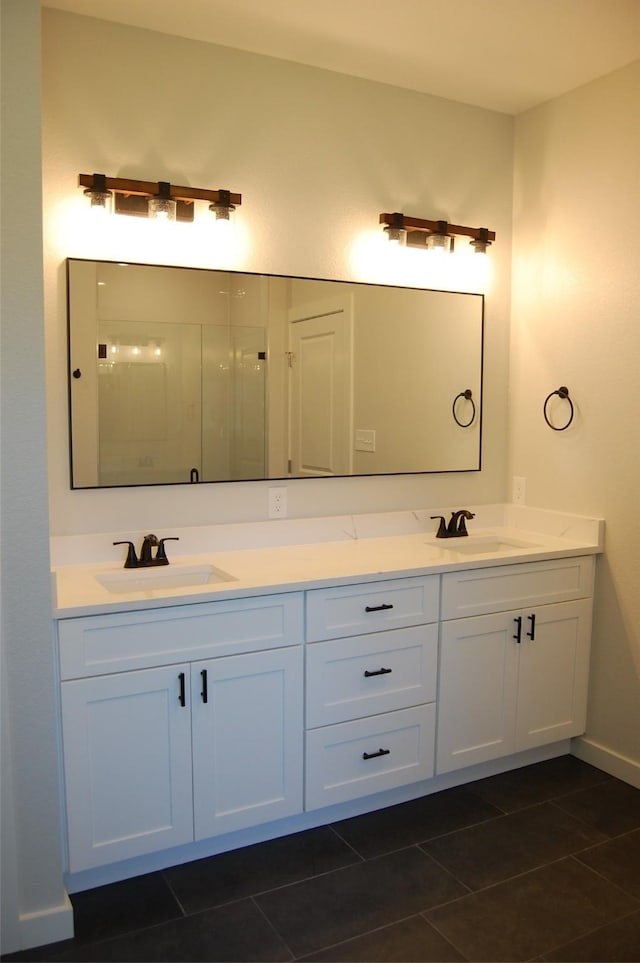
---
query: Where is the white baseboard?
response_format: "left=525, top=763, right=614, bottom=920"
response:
left=572, top=736, right=640, bottom=789
left=18, top=894, right=74, bottom=951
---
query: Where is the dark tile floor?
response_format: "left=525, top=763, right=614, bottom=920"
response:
left=4, top=756, right=639, bottom=962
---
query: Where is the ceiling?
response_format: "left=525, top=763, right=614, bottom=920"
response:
left=43, top=0, right=640, bottom=114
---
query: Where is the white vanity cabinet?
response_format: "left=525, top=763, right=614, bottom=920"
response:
left=436, top=556, right=595, bottom=774
left=304, top=575, right=439, bottom=809
left=58, top=593, right=304, bottom=872
left=54, top=542, right=599, bottom=882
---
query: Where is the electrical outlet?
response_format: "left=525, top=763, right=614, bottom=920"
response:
left=268, top=486, right=287, bottom=518
left=513, top=476, right=526, bottom=505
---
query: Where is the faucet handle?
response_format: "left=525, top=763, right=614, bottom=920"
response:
left=156, top=537, right=179, bottom=564
left=113, top=540, right=138, bottom=568
left=430, top=515, right=448, bottom=538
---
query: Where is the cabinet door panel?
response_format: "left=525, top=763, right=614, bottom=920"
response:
left=192, top=647, right=303, bottom=839
left=436, top=612, right=519, bottom=774
left=61, top=665, right=193, bottom=871
left=516, top=599, right=592, bottom=748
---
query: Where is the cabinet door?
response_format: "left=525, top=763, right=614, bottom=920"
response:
left=516, top=598, right=592, bottom=749
left=61, top=665, right=193, bottom=872
left=436, top=612, right=519, bottom=774
left=191, top=646, right=303, bottom=839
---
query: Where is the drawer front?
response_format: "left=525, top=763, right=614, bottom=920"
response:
left=306, top=575, right=439, bottom=642
left=441, top=555, right=594, bottom=620
left=306, top=624, right=437, bottom=727
left=305, top=704, right=435, bottom=810
left=58, top=592, right=304, bottom=679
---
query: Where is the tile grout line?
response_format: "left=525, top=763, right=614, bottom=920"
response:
left=534, top=904, right=640, bottom=962
left=250, top=896, right=297, bottom=962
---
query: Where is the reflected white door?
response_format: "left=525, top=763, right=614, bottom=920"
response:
left=288, top=297, right=353, bottom=476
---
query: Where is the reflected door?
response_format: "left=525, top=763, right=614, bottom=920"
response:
left=288, top=298, right=353, bottom=476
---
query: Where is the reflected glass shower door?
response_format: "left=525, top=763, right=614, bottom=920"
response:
left=202, top=326, right=266, bottom=481
left=97, top=320, right=201, bottom=486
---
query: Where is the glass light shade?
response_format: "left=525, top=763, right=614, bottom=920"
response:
left=84, top=189, right=112, bottom=214
left=470, top=237, right=491, bottom=254
left=148, top=196, right=177, bottom=221
left=384, top=225, right=407, bottom=246
left=209, top=202, right=234, bottom=221
left=426, top=233, right=452, bottom=252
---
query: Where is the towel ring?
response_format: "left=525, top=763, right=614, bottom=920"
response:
left=543, top=386, right=574, bottom=431
left=452, top=388, right=476, bottom=428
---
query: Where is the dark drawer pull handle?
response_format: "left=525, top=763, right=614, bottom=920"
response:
left=513, top=616, right=522, bottom=643
left=201, top=669, right=208, bottom=703
left=364, top=667, right=393, bottom=677
left=364, top=603, right=394, bottom=613
left=178, top=672, right=186, bottom=707
left=527, top=613, right=536, bottom=640
left=363, top=748, right=391, bottom=760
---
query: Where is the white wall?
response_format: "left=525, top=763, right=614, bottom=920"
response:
left=0, top=0, right=73, bottom=953
left=510, top=60, right=640, bottom=778
left=42, top=8, right=514, bottom=536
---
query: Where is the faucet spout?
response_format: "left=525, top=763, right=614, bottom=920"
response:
left=446, top=510, right=476, bottom=537
left=139, top=533, right=159, bottom=565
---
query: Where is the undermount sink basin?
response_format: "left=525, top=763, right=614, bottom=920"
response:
left=440, top=536, right=539, bottom=555
left=95, top=563, right=236, bottom=595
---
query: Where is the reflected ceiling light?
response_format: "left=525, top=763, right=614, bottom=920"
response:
left=79, top=173, right=242, bottom=224
left=379, top=212, right=495, bottom=254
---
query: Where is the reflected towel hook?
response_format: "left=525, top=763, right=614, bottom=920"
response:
left=452, top=388, right=476, bottom=428
left=543, top=386, right=574, bottom=431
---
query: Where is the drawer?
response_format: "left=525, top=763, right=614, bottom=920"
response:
left=306, top=575, right=439, bottom=642
left=306, top=624, right=437, bottom=727
left=58, top=592, right=304, bottom=679
left=441, top=556, right=595, bottom=620
left=305, top=704, right=435, bottom=810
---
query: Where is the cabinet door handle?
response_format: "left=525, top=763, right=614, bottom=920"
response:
left=364, top=603, right=394, bottom=613
left=363, top=748, right=391, bottom=760
left=200, top=669, right=208, bottom=703
left=527, top=613, right=536, bottom=640
left=513, top=616, right=522, bottom=643
left=364, top=667, right=393, bottom=677
left=178, top=672, right=186, bottom=707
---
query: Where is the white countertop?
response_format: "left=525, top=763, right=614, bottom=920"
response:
left=52, top=505, right=604, bottom=618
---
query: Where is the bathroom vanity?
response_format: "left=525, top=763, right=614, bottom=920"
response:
left=52, top=504, right=603, bottom=889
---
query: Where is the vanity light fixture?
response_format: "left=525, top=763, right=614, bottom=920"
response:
left=79, top=173, right=242, bottom=224
left=379, top=212, right=495, bottom=253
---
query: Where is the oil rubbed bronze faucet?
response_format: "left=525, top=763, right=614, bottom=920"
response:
left=430, top=510, right=476, bottom=538
left=113, top=534, right=180, bottom=568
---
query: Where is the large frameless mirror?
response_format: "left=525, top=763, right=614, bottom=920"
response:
left=67, top=258, right=483, bottom=488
